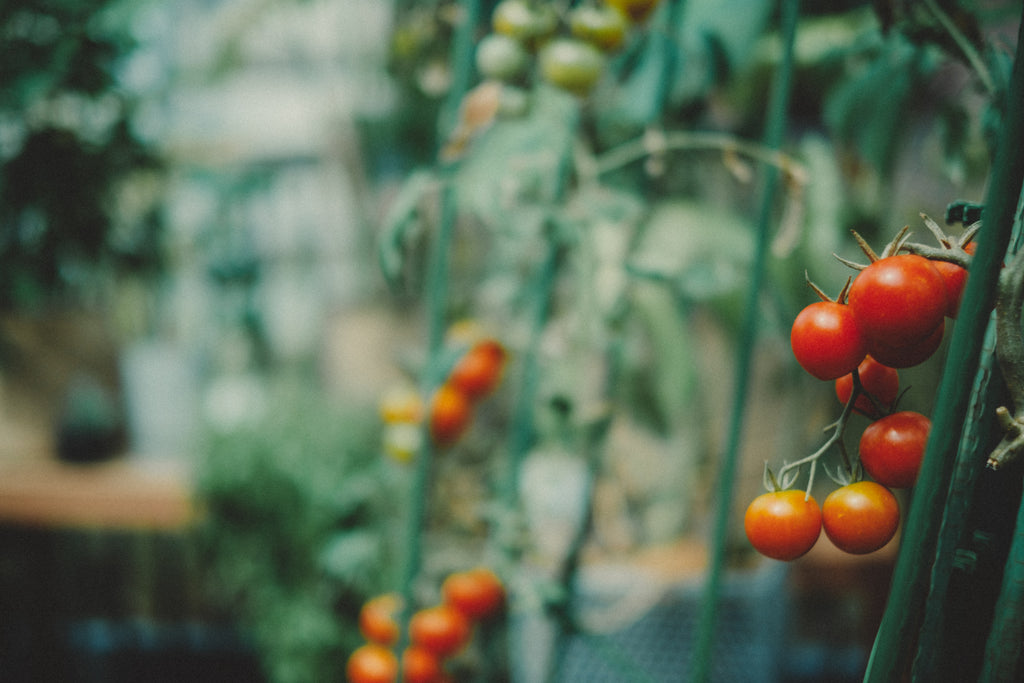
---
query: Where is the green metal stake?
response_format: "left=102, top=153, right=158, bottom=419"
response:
left=690, top=0, right=800, bottom=681
left=864, top=9, right=1024, bottom=682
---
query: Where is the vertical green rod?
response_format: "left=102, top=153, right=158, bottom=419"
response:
left=864, top=10, right=1024, bottom=681
left=690, top=1, right=800, bottom=681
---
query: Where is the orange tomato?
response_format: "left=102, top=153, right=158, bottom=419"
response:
left=402, top=646, right=443, bottom=683
left=449, top=340, right=506, bottom=400
left=347, top=643, right=398, bottom=683
left=429, top=383, right=473, bottom=447
left=409, top=604, right=472, bottom=658
left=359, top=593, right=402, bottom=646
left=441, top=568, right=506, bottom=620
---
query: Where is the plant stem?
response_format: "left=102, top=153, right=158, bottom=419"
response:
left=690, top=0, right=799, bottom=680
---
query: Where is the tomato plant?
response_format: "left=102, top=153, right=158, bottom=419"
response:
left=847, top=254, right=949, bottom=349
left=835, top=355, right=899, bottom=418
left=790, top=300, right=867, bottom=381
left=347, top=643, right=399, bottom=683
left=744, top=490, right=822, bottom=561
left=821, top=481, right=899, bottom=555
left=359, top=593, right=402, bottom=647
left=409, top=604, right=472, bottom=658
left=859, top=411, right=931, bottom=489
left=441, top=568, right=506, bottom=620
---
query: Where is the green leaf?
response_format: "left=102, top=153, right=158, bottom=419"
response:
left=377, top=169, right=435, bottom=290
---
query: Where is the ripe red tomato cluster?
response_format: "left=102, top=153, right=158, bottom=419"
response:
left=429, top=338, right=507, bottom=447
left=749, top=230, right=958, bottom=561
left=347, top=568, right=506, bottom=683
left=745, top=480, right=901, bottom=560
left=791, top=249, right=958, bottom=380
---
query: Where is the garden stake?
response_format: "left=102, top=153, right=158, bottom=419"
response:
left=690, top=0, right=799, bottom=680
left=864, top=8, right=1024, bottom=681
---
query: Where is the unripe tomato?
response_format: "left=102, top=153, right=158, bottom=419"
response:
left=409, top=604, right=472, bottom=658
left=359, top=593, right=402, bottom=646
left=822, top=481, right=899, bottom=554
left=568, top=4, right=629, bottom=52
left=605, top=0, right=662, bottom=22
left=402, top=646, right=443, bottom=683
left=449, top=339, right=506, bottom=400
left=744, top=490, right=821, bottom=561
left=429, top=383, right=472, bottom=447
left=347, top=643, right=399, bottom=683
left=835, top=355, right=899, bottom=418
left=379, top=385, right=424, bottom=424
left=859, top=411, right=930, bottom=488
left=383, top=422, right=423, bottom=464
left=848, top=254, right=949, bottom=348
left=492, top=0, right=557, bottom=47
left=475, top=33, right=530, bottom=81
left=790, top=300, right=867, bottom=381
left=539, top=38, right=606, bottom=96
left=441, top=568, right=506, bottom=620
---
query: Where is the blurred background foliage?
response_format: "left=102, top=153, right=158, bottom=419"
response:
left=0, top=0, right=1021, bottom=681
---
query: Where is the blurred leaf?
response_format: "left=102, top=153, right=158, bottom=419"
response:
left=377, top=168, right=435, bottom=290
left=824, top=35, right=937, bottom=174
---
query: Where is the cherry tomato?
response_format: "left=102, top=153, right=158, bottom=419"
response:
left=359, top=593, right=402, bottom=646
left=859, top=411, right=931, bottom=488
left=379, top=386, right=424, bottom=424
left=568, top=4, right=629, bottom=52
left=492, top=0, right=557, bottom=46
left=347, top=643, right=399, bottom=683
left=605, top=0, right=662, bottom=22
left=744, top=490, right=821, bottom=561
left=449, top=339, right=506, bottom=400
left=441, top=568, right=506, bottom=620
left=848, top=254, right=949, bottom=348
left=539, top=38, right=606, bottom=96
left=867, top=319, right=944, bottom=369
left=790, top=300, right=867, bottom=381
left=429, top=383, right=473, bottom=447
left=402, top=646, right=443, bottom=683
left=835, top=355, right=899, bottom=418
left=409, top=605, right=472, bottom=658
left=475, top=33, right=530, bottom=82
left=822, top=481, right=899, bottom=554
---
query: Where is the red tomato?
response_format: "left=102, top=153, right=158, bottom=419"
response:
left=867, top=320, right=944, bottom=369
left=347, top=643, right=399, bottom=683
left=402, top=646, right=443, bottom=683
left=359, top=593, right=402, bottom=647
left=848, top=254, right=948, bottom=348
left=441, top=568, right=506, bottom=620
left=429, top=384, right=473, bottom=447
left=449, top=340, right=506, bottom=400
left=835, top=356, right=899, bottom=418
left=822, top=481, right=899, bottom=554
left=859, top=411, right=931, bottom=488
left=409, top=605, right=472, bottom=658
left=744, top=490, right=822, bottom=561
left=790, top=300, right=867, bottom=380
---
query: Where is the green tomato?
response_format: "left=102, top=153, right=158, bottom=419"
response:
left=539, top=38, right=606, bottom=96
left=492, top=0, right=558, bottom=47
left=568, top=4, right=629, bottom=52
left=475, top=33, right=530, bottom=81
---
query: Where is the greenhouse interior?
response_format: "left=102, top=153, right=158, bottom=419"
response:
left=1, top=0, right=1023, bottom=681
